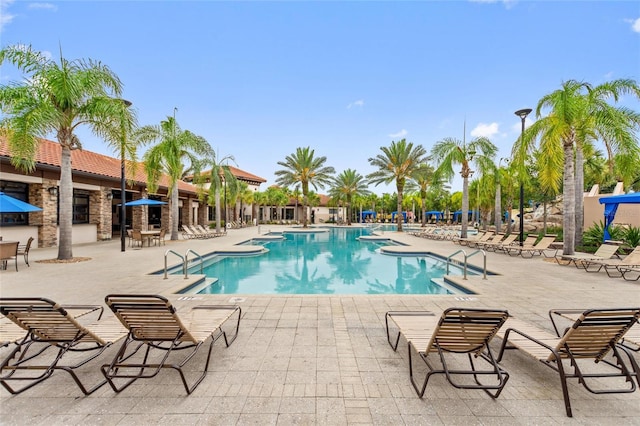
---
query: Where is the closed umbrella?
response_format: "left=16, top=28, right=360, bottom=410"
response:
left=0, top=192, right=43, bottom=213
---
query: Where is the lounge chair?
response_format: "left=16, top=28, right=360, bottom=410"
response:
left=583, top=245, right=640, bottom=278
left=557, top=241, right=621, bottom=268
left=504, top=235, right=557, bottom=258
left=496, top=308, right=640, bottom=417
left=181, top=225, right=200, bottom=239
left=195, top=224, right=215, bottom=238
left=470, top=232, right=505, bottom=249
left=452, top=231, right=486, bottom=245
left=0, top=297, right=127, bottom=395
left=385, top=308, right=510, bottom=398
left=480, top=233, right=519, bottom=252
left=101, top=294, right=241, bottom=394
left=617, top=265, right=640, bottom=282
left=188, top=224, right=210, bottom=239
left=17, top=237, right=34, bottom=267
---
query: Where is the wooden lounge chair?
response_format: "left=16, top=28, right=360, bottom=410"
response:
left=101, top=294, right=241, bottom=394
left=496, top=308, right=640, bottom=417
left=0, top=297, right=127, bottom=395
left=385, top=308, right=510, bottom=398
left=582, top=245, right=640, bottom=277
left=557, top=241, right=621, bottom=268
left=504, top=235, right=557, bottom=258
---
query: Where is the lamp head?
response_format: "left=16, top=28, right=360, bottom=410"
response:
left=514, top=108, right=532, bottom=119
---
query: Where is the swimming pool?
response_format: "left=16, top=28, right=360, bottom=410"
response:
left=177, top=227, right=474, bottom=295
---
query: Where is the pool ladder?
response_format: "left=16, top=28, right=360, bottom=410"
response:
left=446, top=249, right=487, bottom=280
left=163, top=249, right=203, bottom=279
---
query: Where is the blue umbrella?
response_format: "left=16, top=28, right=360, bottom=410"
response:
left=120, top=199, right=167, bottom=206
left=0, top=192, right=43, bottom=213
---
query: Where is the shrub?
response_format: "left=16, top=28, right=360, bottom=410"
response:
left=582, top=221, right=625, bottom=247
left=623, top=226, right=640, bottom=247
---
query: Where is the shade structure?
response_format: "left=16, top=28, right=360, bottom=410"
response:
left=598, top=192, right=640, bottom=241
left=121, top=199, right=167, bottom=207
left=0, top=192, right=43, bottom=213
left=359, top=210, right=377, bottom=222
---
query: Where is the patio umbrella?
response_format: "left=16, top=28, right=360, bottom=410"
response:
left=0, top=192, right=43, bottom=213
left=120, top=199, right=167, bottom=206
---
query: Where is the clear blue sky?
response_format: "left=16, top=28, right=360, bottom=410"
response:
left=1, top=0, right=639, bottom=194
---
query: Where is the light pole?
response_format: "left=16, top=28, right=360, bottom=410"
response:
left=514, top=108, right=532, bottom=246
left=120, top=99, right=132, bottom=252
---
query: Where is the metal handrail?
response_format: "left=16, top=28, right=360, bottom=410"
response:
left=467, top=249, right=487, bottom=280
left=164, top=250, right=185, bottom=279
left=185, top=249, right=204, bottom=277
left=445, top=248, right=487, bottom=280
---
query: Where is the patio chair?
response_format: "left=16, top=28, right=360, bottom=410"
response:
left=0, top=297, right=127, bottom=395
left=457, top=231, right=492, bottom=247
left=16, top=237, right=34, bottom=267
left=131, top=230, right=144, bottom=248
left=385, top=308, right=510, bottom=398
left=101, top=294, right=241, bottom=394
left=504, top=235, right=557, bottom=258
left=557, top=241, right=622, bottom=268
left=470, top=232, right=505, bottom=249
left=617, top=265, right=640, bottom=282
left=152, top=228, right=166, bottom=246
left=196, top=224, right=215, bottom=238
left=496, top=308, right=640, bottom=417
left=0, top=241, right=18, bottom=271
left=191, top=224, right=213, bottom=238
left=582, top=245, right=640, bottom=278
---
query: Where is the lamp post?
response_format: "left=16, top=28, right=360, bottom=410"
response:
left=120, top=99, right=132, bottom=252
left=514, top=108, right=532, bottom=246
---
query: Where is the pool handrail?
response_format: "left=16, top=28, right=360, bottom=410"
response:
left=164, top=249, right=185, bottom=280
left=446, top=249, right=487, bottom=280
left=185, top=249, right=204, bottom=276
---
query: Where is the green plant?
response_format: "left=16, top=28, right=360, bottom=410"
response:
left=623, top=226, right=640, bottom=247
left=582, top=221, right=625, bottom=247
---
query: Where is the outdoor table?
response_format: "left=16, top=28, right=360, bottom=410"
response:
left=139, top=230, right=161, bottom=247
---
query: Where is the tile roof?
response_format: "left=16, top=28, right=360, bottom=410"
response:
left=0, top=136, right=197, bottom=194
left=186, top=165, right=267, bottom=184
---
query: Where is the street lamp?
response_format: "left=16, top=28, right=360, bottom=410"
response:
left=514, top=108, right=532, bottom=246
left=120, top=99, right=132, bottom=252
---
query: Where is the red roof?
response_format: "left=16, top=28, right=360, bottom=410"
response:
left=0, top=137, right=198, bottom=193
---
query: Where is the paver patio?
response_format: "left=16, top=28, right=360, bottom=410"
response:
left=0, top=225, right=638, bottom=425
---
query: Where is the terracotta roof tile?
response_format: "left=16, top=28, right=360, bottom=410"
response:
left=0, top=136, right=198, bottom=194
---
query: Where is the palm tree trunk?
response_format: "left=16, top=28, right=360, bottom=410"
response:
left=396, top=187, right=403, bottom=232
left=494, top=183, right=502, bottom=233
left=563, top=141, right=576, bottom=255
left=215, top=189, right=222, bottom=233
left=461, top=176, right=469, bottom=239
left=574, top=146, right=585, bottom=247
left=58, top=145, right=73, bottom=260
left=170, top=184, right=179, bottom=240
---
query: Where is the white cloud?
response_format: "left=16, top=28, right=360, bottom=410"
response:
left=628, top=17, right=640, bottom=33
left=0, top=0, right=16, bottom=32
left=28, top=2, right=58, bottom=11
left=469, top=0, right=516, bottom=9
left=470, top=122, right=500, bottom=138
left=388, top=129, right=408, bottom=139
left=347, top=99, right=364, bottom=109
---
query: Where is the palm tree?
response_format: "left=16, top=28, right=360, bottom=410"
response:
left=410, top=163, right=440, bottom=227
left=514, top=79, right=640, bottom=254
left=431, top=135, right=497, bottom=238
left=0, top=45, right=136, bottom=260
left=135, top=115, right=213, bottom=240
left=367, top=139, right=427, bottom=232
left=275, top=147, right=335, bottom=228
left=328, top=169, right=370, bottom=226
left=196, top=151, right=237, bottom=234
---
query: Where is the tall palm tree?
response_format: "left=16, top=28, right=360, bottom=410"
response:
left=275, top=147, right=335, bottom=228
left=514, top=79, right=640, bottom=254
left=410, top=163, right=440, bottom=227
left=0, top=45, right=136, bottom=260
left=328, top=169, right=371, bottom=225
left=431, top=135, right=497, bottom=238
left=196, top=150, right=237, bottom=234
left=367, top=139, right=427, bottom=232
left=135, top=115, right=213, bottom=240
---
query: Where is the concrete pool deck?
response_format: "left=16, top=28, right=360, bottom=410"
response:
left=0, top=225, right=639, bottom=424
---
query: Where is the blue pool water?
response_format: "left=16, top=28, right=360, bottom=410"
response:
left=179, top=227, right=473, bottom=295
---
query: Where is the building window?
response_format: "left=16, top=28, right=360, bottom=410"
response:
left=0, top=181, right=29, bottom=226
left=72, top=190, right=90, bottom=224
